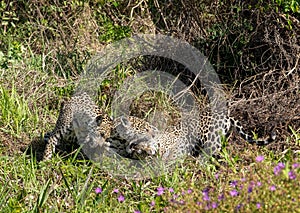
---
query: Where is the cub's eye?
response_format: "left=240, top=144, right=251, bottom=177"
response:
left=96, top=115, right=103, bottom=125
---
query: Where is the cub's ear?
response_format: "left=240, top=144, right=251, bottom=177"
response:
left=120, top=116, right=131, bottom=127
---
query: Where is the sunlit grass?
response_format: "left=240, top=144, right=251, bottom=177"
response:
left=0, top=83, right=39, bottom=137
left=0, top=148, right=299, bottom=212
left=0, top=52, right=299, bottom=212
left=0, top=3, right=299, bottom=212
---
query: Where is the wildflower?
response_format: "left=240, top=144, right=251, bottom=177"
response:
left=274, top=162, right=285, bottom=175
left=113, top=188, right=119, bottom=193
left=256, top=155, right=264, bottom=162
left=202, top=188, right=210, bottom=201
left=229, top=190, right=239, bottom=197
left=269, top=185, right=276, bottom=191
left=179, top=200, right=185, bottom=205
left=257, top=181, right=262, bottom=187
left=241, top=177, right=246, bottom=182
left=274, top=167, right=280, bottom=175
left=236, top=203, right=243, bottom=210
left=173, top=194, right=179, bottom=199
left=203, top=194, right=210, bottom=201
left=230, top=180, right=238, bottom=188
left=247, top=186, right=253, bottom=193
left=202, top=188, right=209, bottom=194
left=218, top=194, right=224, bottom=201
left=169, top=188, right=174, bottom=193
left=215, top=173, right=219, bottom=179
left=187, top=189, right=193, bottom=194
left=278, top=162, right=285, bottom=169
left=288, top=171, right=296, bottom=180
left=170, top=199, right=177, bottom=204
left=196, top=201, right=202, bottom=205
left=134, top=211, right=140, bottom=213
left=256, top=203, right=261, bottom=209
left=118, top=195, right=125, bottom=202
left=292, top=163, right=299, bottom=169
left=95, top=187, right=102, bottom=194
left=150, top=200, right=155, bottom=207
left=212, top=202, right=218, bottom=209
left=157, top=187, right=164, bottom=196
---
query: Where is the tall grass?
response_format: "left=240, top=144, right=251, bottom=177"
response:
left=0, top=83, right=38, bottom=137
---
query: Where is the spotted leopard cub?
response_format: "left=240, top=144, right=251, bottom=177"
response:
left=43, top=93, right=108, bottom=161
left=43, top=92, right=157, bottom=161
left=126, top=106, right=276, bottom=161
left=43, top=92, right=276, bottom=162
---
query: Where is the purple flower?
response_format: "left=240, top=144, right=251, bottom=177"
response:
left=157, top=186, right=164, bottom=191
left=256, top=155, right=264, bottom=162
left=218, top=194, right=224, bottom=201
left=113, top=188, right=119, bottom=193
left=179, top=200, right=185, bottom=205
left=278, top=162, right=285, bottom=169
left=150, top=200, right=155, bottom=207
left=187, top=189, right=193, bottom=194
left=257, top=181, right=262, bottom=187
left=157, top=187, right=164, bottom=196
left=256, top=203, right=261, bottom=209
left=292, top=163, right=299, bottom=169
left=118, top=195, right=125, bottom=202
left=230, top=180, right=238, bottom=188
left=274, top=162, right=285, bottom=175
left=202, top=188, right=209, bottom=195
left=247, top=186, right=253, bottom=193
left=274, top=168, right=280, bottom=175
left=95, top=187, right=102, bottom=194
left=134, top=211, right=140, bottom=213
left=229, top=190, right=239, bottom=197
left=196, top=201, right=202, bottom=205
left=288, top=171, right=296, bottom=180
left=212, top=202, right=218, bottom=209
left=203, top=194, right=210, bottom=201
left=173, top=194, right=179, bottom=199
left=269, top=185, right=276, bottom=191
left=236, top=203, right=243, bottom=210
left=171, top=199, right=176, bottom=203
left=169, top=188, right=174, bottom=193
left=202, top=188, right=210, bottom=201
left=202, top=188, right=209, bottom=194
left=215, top=173, right=219, bottom=179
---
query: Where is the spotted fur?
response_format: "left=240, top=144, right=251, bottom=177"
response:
left=43, top=92, right=275, bottom=161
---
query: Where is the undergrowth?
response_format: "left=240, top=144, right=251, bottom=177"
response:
left=0, top=0, right=299, bottom=212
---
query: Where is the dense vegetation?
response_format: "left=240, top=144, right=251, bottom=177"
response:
left=0, top=0, right=299, bottom=212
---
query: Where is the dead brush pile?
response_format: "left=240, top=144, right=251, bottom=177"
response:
left=130, top=0, right=300, bottom=152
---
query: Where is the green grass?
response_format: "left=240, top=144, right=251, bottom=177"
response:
left=0, top=1, right=299, bottom=212
left=0, top=83, right=39, bottom=137
left=0, top=147, right=299, bottom=212
left=0, top=39, right=299, bottom=213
